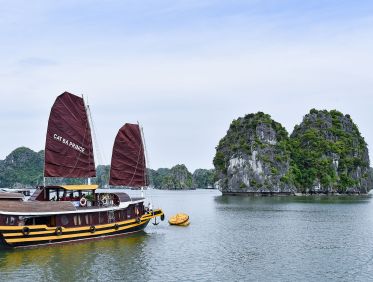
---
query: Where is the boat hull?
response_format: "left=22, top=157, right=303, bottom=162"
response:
left=0, top=210, right=163, bottom=249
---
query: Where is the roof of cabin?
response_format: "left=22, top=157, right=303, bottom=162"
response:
left=115, top=193, right=132, bottom=202
left=0, top=201, right=76, bottom=213
left=0, top=192, right=24, bottom=200
left=46, top=185, right=98, bottom=191
left=95, top=191, right=135, bottom=203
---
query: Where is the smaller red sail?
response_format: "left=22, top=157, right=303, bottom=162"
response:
left=44, top=92, right=96, bottom=178
left=109, top=123, right=147, bottom=187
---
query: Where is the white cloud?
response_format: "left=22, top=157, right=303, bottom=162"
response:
left=0, top=1, right=373, bottom=171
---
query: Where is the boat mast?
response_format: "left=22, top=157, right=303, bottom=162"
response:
left=83, top=94, right=92, bottom=186
left=43, top=99, right=48, bottom=187
left=139, top=122, right=151, bottom=198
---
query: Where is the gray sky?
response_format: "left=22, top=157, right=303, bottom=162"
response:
left=1, top=1, right=373, bottom=171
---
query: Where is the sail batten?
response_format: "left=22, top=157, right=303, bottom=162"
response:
left=109, top=123, right=147, bottom=187
left=44, top=92, right=96, bottom=178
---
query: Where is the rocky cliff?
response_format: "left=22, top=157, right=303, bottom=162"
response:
left=0, top=147, right=210, bottom=190
left=290, top=109, right=372, bottom=193
left=0, top=149, right=111, bottom=188
left=214, top=110, right=373, bottom=195
left=192, top=169, right=215, bottom=188
left=0, top=147, right=44, bottom=188
left=95, top=165, right=110, bottom=187
left=214, top=112, right=295, bottom=194
left=149, top=164, right=193, bottom=189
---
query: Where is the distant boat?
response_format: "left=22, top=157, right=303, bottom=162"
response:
left=0, top=92, right=164, bottom=248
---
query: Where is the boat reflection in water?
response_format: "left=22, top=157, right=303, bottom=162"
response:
left=0, top=232, right=151, bottom=281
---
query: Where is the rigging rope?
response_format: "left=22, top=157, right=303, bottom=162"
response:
left=140, top=123, right=156, bottom=210
left=86, top=101, right=106, bottom=167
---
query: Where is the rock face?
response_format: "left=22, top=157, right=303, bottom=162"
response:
left=95, top=165, right=110, bottom=187
left=0, top=147, right=205, bottom=190
left=290, top=109, right=372, bottom=193
left=149, top=164, right=193, bottom=189
left=214, top=112, right=295, bottom=194
left=192, top=169, right=215, bottom=188
left=0, top=147, right=44, bottom=188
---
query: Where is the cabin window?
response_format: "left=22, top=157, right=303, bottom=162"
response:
left=51, top=216, right=56, bottom=227
left=122, top=210, right=127, bottom=220
left=48, top=189, right=58, bottom=201
left=73, top=216, right=78, bottom=226
left=61, top=215, right=69, bottom=225
left=34, top=217, right=50, bottom=225
left=85, top=215, right=89, bottom=225
left=6, top=216, right=16, bottom=225
left=128, top=206, right=134, bottom=218
left=18, top=216, right=25, bottom=226
left=25, top=218, right=35, bottom=225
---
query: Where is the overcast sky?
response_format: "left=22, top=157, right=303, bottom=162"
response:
left=0, top=0, right=373, bottom=171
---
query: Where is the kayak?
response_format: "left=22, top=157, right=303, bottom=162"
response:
left=168, top=213, right=190, bottom=226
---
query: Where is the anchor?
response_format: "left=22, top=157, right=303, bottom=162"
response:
left=152, top=217, right=159, bottom=226
left=152, top=211, right=159, bottom=225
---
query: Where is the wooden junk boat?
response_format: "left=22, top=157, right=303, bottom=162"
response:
left=0, top=92, right=164, bottom=248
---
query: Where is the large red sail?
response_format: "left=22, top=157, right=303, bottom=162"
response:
left=44, top=92, right=96, bottom=177
left=109, top=123, right=147, bottom=187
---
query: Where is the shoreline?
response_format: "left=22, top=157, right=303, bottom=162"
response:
left=221, top=191, right=370, bottom=197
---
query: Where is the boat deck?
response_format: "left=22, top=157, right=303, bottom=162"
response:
left=0, top=192, right=24, bottom=201
left=0, top=201, right=76, bottom=213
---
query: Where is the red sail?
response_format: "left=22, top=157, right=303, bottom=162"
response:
left=109, top=123, right=147, bottom=187
left=44, top=92, right=96, bottom=177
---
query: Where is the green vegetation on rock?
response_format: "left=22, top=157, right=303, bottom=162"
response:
left=0, top=147, right=44, bottom=188
left=289, top=109, right=372, bottom=193
left=192, top=169, right=215, bottom=188
left=0, top=149, right=213, bottom=190
left=149, top=164, right=193, bottom=189
left=214, top=109, right=372, bottom=194
left=0, top=148, right=112, bottom=188
left=214, top=112, right=294, bottom=193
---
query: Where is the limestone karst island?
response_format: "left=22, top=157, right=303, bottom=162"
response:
left=1, top=109, right=371, bottom=195
left=214, top=109, right=372, bottom=195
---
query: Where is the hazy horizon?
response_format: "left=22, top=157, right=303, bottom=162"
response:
left=1, top=1, right=373, bottom=171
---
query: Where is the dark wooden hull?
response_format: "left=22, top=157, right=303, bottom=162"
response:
left=0, top=210, right=163, bottom=249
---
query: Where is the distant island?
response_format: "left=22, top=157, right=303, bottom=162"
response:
left=2, top=109, right=371, bottom=195
left=0, top=147, right=215, bottom=190
left=214, top=109, right=373, bottom=195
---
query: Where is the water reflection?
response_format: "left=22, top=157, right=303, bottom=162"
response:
left=0, top=232, right=150, bottom=281
left=1, top=190, right=373, bottom=281
left=215, top=194, right=372, bottom=206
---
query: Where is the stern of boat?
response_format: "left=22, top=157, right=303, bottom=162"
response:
left=142, top=208, right=165, bottom=225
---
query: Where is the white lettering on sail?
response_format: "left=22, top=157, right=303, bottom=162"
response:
left=53, top=134, right=86, bottom=153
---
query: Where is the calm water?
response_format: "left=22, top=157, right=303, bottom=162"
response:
left=1, top=190, right=373, bottom=281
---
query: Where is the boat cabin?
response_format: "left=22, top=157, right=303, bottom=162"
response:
left=30, top=185, right=130, bottom=208
left=0, top=185, right=146, bottom=228
left=32, top=185, right=97, bottom=206
left=0, top=192, right=24, bottom=202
